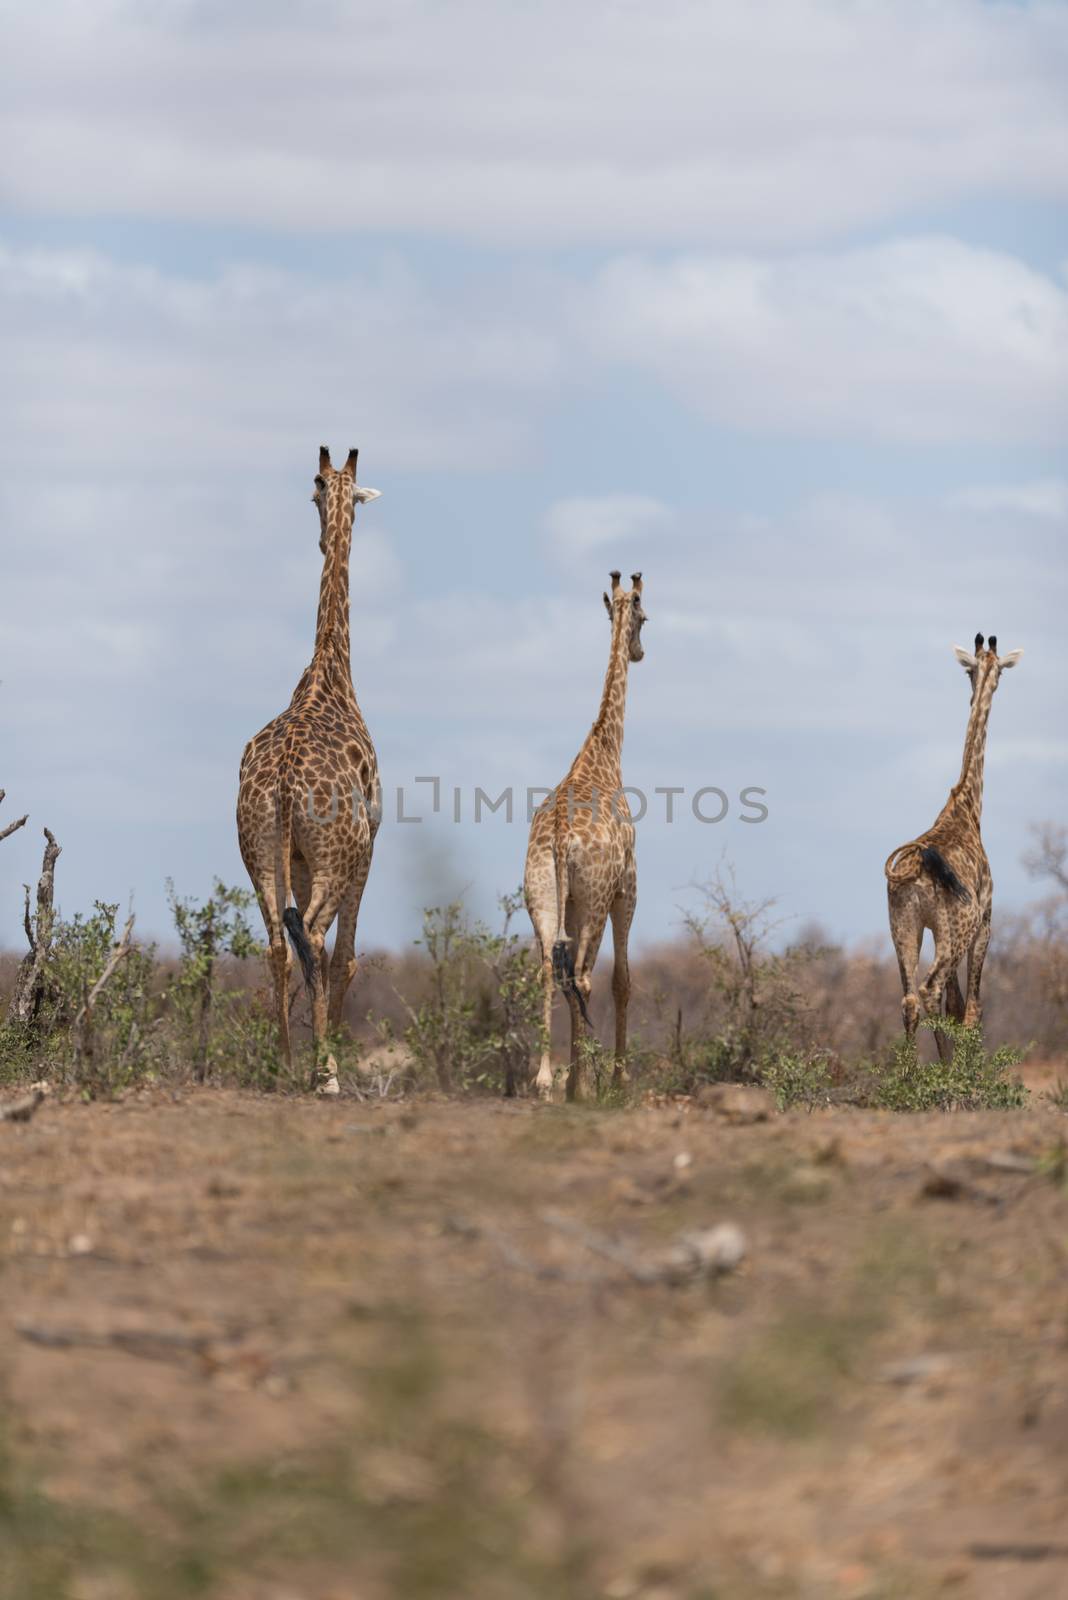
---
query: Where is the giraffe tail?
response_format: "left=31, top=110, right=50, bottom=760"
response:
left=275, top=787, right=317, bottom=992
left=919, top=846, right=970, bottom=903
left=283, top=907, right=317, bottom=991
left=552, top=938, right=591, bottom=1027
left=884, top=839, right=924, bottom=886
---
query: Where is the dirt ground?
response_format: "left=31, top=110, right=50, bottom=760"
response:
left=1, top=1078, right=1067, bottom=1600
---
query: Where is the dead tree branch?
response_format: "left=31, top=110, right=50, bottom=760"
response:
left=14, top=1319, right=244, bottom=1364
left=0, top=789, right=28, bottom=845
left=447, top=1211, right=746, bottom=1289
left=541, top=1209, right=746, bottom=1285
left=10, top=829, right=61, bottom=1027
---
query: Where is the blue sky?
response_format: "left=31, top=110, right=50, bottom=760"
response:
left=1, top=0, right=1065, bottom=956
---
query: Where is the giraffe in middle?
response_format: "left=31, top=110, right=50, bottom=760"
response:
left=524, top=571, right=647, bottom=1100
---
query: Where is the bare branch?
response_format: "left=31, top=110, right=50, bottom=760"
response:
left=15, top=1319, right=244, bottom=1364
left=541, top=1209, right=746, bottom=1285
left=1025, top=822, right=1068, bottom=896
left=0, top=789, right=28, bottom=845
left=447, top=1211, right=746, bottom=1290
left=10, top=829, right=62, bottom=1027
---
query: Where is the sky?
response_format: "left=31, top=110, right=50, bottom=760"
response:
left=1, top=0, right=1066, bottom=958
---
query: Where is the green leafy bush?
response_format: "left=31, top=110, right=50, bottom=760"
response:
left=876, top=1019, right=1028, bottom=1112
left=166, top=879, right=261, bottom=1080
left=401, top=893, right=543, bottom=1094
left=760, top=1048, right=834, bottom=1111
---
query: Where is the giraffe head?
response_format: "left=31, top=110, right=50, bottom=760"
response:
left=603, top=571, right=647, bottom=662
left=953, top=633, right=1023, bottom=702
left=311, top=445, right=381, bottom=553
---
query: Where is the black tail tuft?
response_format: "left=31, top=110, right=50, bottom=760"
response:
left=920, top=846, right=970, bottom=903
left=283, top=907, right=317, bottom=990
left=552, top=939, right=591, bottom=1026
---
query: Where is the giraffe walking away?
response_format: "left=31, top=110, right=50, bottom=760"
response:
left=885, top=633, right=1022, bottom=1062
left=524, top=571, right=647, bottom=1101
left=237, top=446, right=382, bottom=1094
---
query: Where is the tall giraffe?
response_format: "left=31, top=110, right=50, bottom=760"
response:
left=885, top=633, right=1022, bottom=1059
left=237, top=446, right=382, bottom=1094
left=524, top=570, right=647, bottom=1101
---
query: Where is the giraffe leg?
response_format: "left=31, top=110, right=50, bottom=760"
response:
left=327, top=880, right=362, bottom=1031
left=564, top=902, right=588, bottom=1103
left=303, top=882, right=344, bottom=1094
left=254, top=882, right=293, bottom=1073
left=566, top=920, right=605, bottom=1102
left=889, top=892, right=923, bottom=1043
left=963, top=909, right=992, bottom=1031
left=270, top=936, right=292, bottom=1071
left=535, top=948, right=557, bottom=1101
left=919, top=916, right=964, bottom=1065
left=945, top=968, right=966, bottom=1024
left=609, top=878, right=636, bottom=1083
left=521, top=888, right=558, bottom=1100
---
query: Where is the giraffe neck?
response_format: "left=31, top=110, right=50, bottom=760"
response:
left=953, top=668, right=996, bottom=822
left=588, top=604, right=632, bottom=780
left=311, top=501, right=354, bottom=685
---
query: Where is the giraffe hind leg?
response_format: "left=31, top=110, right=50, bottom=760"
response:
left=945, top=969, right=965, bottom=1024
left=610, top=882, right=636, bottom=1083
left=964, top=910, right=992, bottom=1032
left=889, top=895, right=923, bottom=1043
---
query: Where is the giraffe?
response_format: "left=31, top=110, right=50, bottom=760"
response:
left=885, top=634, right=1022, bottom=1061
left=524, top=570, right=647, bottom=1101
left=236, top=446, right=382, bottom=1095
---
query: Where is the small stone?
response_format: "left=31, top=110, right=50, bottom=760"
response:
left=68, top=1234, right=94, bottom=1256
left=667, top=1222, right=747, bottom=1280
left=879, top=1354, right=955, bottom=1386
left=673, top=1151, right=692, bottom=1170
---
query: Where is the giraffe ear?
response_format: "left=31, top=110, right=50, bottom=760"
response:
left=953, top=645, right=977, bottom=671
left=353, top=485, right=382, bottom=504
left=999, top=648, right=1023, bottom=669
left=603, top=592, right=612, bottom=619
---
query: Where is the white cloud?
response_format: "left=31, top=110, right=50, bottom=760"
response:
left=948, top=479, right=1068, bottom=519
left=543, top=495, right=672, bottom=559
left=2, top=2, right=1066, bottom=247
left=582, top=238, right=1068, bottom=443
left=0, top=244, right=562, bottom=473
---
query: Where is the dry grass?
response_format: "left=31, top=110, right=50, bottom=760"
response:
left=2, top=1087, right=1067, bottom=1599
